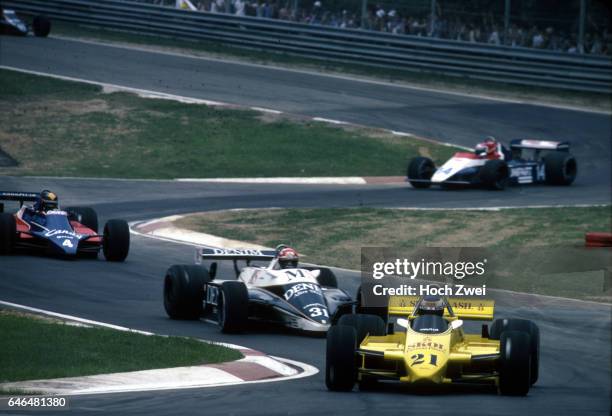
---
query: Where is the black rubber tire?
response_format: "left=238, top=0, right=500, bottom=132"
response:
left=358, top=375, right=379, bottom=391
left=0, top=213, right=16, bottom=255
left=316, top=267, right=338, bottom=288
left=66, top=206, right=98, bottom=233
left=498, top=330, right=532, bottom=396
left=545, top=152, right=577, bottom=185
left=407, top=157, right=435, bottom=188
left=102, top=219, right=130, bottom=262
left=325, top=325, right=357, bottom=391
left=218, top=281, right=249, bottom=333
left=163, top=265, right=209, bottom=319
left=338, top=314, right=386, bottom=344
left=490, top=318, right=540, bottom=385
left=480, top=159, right=510, bottom=190
left=356, top=284, right=389, bottom=324
left=32, top=15, right=51, bottom=37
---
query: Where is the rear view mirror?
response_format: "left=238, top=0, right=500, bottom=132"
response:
left=451, top=319, right=464, bottom=330
left=396, top=318, right=409, bottom=329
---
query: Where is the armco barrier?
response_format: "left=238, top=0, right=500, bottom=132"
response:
left=3, top=0, right=611, bottom=93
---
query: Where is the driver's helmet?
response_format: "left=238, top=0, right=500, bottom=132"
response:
left=416, top=295, right=445, bottom=316
left=34, top=190, right=58, bottom=212
left=475, top=136, right=498, bottom=158
left=276, top=246, right=299, bottom=269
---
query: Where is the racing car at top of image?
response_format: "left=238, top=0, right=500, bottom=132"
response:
left=0, top=190, right=130, bottom=261
left=163, top=245, right=353, bottom=334
left=0, top=8, right=50, bottom=37
left=407, top=137, right=577, bottom=190
left=326, top=294, right=540, bottom=396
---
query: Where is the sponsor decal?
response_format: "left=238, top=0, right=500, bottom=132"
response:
left=44, top=230, right=81, bottom=239
left=46, top=210, right=67, bottom=216
left=284, top=269, right=307, bottom=279
left=406, top=338, right=445, bottom=351
left=284, top=283, right=321, bottom=301
left=212, top=248, right=264, bottom=256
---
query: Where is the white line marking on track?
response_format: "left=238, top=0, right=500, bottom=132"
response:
left=250, top=107, right=283, bottom=114
left=312, top=117, right=349, bottom=125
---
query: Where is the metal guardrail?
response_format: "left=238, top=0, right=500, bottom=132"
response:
left=4, top=0, right=611, bottom=93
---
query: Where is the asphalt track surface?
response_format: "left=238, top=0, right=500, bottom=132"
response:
left=0, top=36, right=611, bottom=415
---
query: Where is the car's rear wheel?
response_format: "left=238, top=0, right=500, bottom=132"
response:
left=407, top=157, right=435, bottom=188
left=32, top=15, right=51, bottom=37
left=338, top=314, right=386, bottom=345
left=498, top=330, right=532, bottom=396
left=356, top=284, right=389, bottom=324
left=0, top=213, right=16, bottom=255
left=545, top=152, right=577, bottom=185
left=164, top=265, right=209, bottom=319
left=315, top=267, right=338, bottom=288
left=490, top=318, right=540, bottom=385
left=480, top=159, right=510, bottom=190
left=102, top=219, right=130, bottom=262
left=217, top=281, right=249, bottom=333
left=326, top=325, right=357, bottom=391
left=66, top=206, right=98, bottom=233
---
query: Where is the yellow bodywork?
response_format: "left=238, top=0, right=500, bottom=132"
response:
left=389, top=296, right=495, bottom=321
left=359, top=297, right=500, bottom=385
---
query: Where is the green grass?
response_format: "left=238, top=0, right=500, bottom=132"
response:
left=0, top=311, right=242, bottom=383
left=175, top=206, right=612, bottom=301
left=51, top=21, right=611, bottom=112
left=0, top=68, right=455, bottom=178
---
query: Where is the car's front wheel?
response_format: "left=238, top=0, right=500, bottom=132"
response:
left=498, top=330, right=532, bottom=396
left=480, top=159, right=510, bottom=190
left=217, top=281, right=248, bottom=333
left=102, top=219, right=130, bottom=261
left=0, top=213, right=16, bottom=255
left=326, top=325, right=357, bottom=391
left=407, top=157, right=435, bottom=188
left=32, top=15, right=51, bottom=37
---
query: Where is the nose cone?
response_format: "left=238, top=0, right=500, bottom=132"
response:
left=403, top=349, right=448, bottom=384
left=49, top=235, right=79, bottom=256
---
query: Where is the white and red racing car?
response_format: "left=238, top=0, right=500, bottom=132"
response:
left=408, top=139, right=577, bottom=190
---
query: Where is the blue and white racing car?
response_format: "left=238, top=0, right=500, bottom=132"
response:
left=407, top=139, right=577, bottom=190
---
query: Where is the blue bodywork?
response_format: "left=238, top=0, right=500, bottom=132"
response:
left=21, top=209, right=93, bottom=256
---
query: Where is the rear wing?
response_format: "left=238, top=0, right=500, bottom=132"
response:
left=389, top=295, right=495, bottom=321
left=0, top=191, right=38, bottom=210
left=510, top=139, right=569, bottom=151
left=194, top=247, right=277, bottom=276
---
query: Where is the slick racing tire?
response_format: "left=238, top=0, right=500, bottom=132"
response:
left=490, top=318, right=540, bottom=385
left=316, top=267, right=338, bottom=288
left=498, top=330, right=532, bottom=396
left=0, top=213, right=16, bottom=255
left=356, top=284, right=389, bottom=324
left=326, top=325, right=357, bottom=391
left=480, top=159, right=509, bottom=190
left=66, top=206, right=98, bottom=233
left=164, top=265, right=209, bottom=320
left=338, top=314, right=386, bottom=344
left=218, top=281, right=248, bottom=333
left=102, top=219, right=130, bottom=262
left=545, top=152, right=577, bottom=186
left=32, top=15, right=51, bottom=37
left=407, top=157, right=435, bottom=189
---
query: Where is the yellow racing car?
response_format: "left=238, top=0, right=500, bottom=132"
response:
left=325, top=294, right=539, bottom=395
